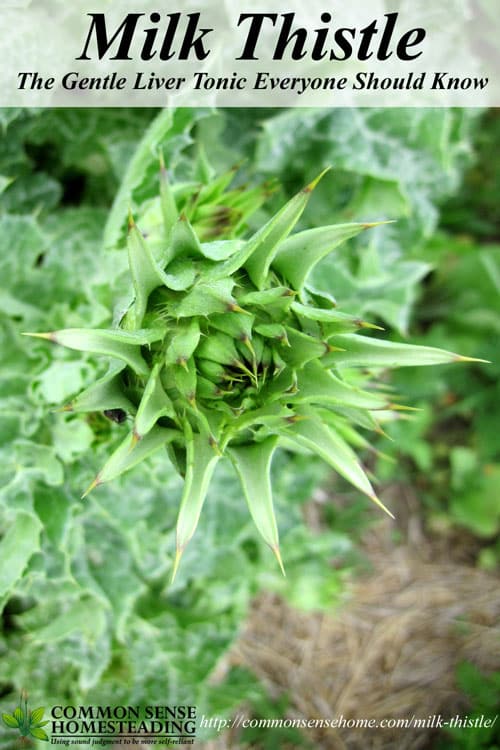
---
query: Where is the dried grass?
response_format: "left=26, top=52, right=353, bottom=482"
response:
left=206, top=484, right=500, bottom=749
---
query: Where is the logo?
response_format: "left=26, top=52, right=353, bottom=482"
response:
left=1, top=698, right=198, bottom=745
left=2, top=691, right=49, bottom=742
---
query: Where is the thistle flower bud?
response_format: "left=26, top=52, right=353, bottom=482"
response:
left=27, top=161, right=480, bottom=580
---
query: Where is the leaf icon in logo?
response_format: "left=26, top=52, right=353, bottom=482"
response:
left=30, top=707, right=45, bottom=725
left=2, top=694, right=48, bottom=740
left=2, top=712, right=20, bottom=729
left=29, top=727, right=49, bottom=741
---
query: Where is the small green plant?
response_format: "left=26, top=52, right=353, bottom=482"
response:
left=437, top=663, right=500, bottom=749
left=374, top=231, right=499, bottom=561
left=25, top=159, right=482, bottom=580
left=1, top=690, right=49, bottom=742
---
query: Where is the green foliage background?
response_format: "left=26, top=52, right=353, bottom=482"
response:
left=0, top=107, right=498, bottom=748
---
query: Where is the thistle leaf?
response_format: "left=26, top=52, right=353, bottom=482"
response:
left=199, top=239, right=244, bottom=261
left=273, top=222, right=372, bottom=290
left=238, top=286, right=296, bottom=318
left=238, top=286, right=295, bottom=307
left=227, top=403, right=296, bottom=438
left=208, top=171, right=327, bottom=285
left=165, top=319, right=201, bottom=367
left=28, top=150, right=483, bottom=580
left=325, top=333, right=467, bottom=368
left=196, top=375, right=228, bottom=400
left=228, top=436, right=284, bottom=574
left=159, top=153, right=179, bottom=241
left=62, top=365, right=135, bottom=414
left=134, top=363, right=175, bottom=440
left=282, top=406, right=393, bottom=517
left=221, top=183, right=273, bottom=233
left=83, top=426, right=178, bottom=497
left=196, top=331, right=241, bottom=366
left=196, top=358, right=226, bottom=383
left=24, top=328, right=163, bottom=376
left=255, top=323, right=289, bottom=344
left=103, top=108, right=174, bottom=250
left=196, top=164, right=237, bottom=202
left=172, top=357, right=197, bottom=406
left=292, top=301, right=376, bottom=333
left=317, top=411, right=371, bottom=449
left=162, top=261, right=197, bottom=291
left=260, top=368, right=297, bottom=403
left=243, top=173, right=326, bottom=289
left=126, top=216, right=171, bottom=326
left=330, top=405, right=382, bottom=432
left=172, top=278, right=237, bottom=318
left=295, top=361, right=388, bottom=410
left=209, top=311, right=254, bottom=344
left=280, top=328, right=327, bottom=368
left=170, top=214, right=205, bottom=260
left=172, top=424, right=220, bottom=581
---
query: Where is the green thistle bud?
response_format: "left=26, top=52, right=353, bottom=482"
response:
left=26, top=161, right=486, bottom=580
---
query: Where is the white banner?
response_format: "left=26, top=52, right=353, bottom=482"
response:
left=0, top=0, right=497, bottom=106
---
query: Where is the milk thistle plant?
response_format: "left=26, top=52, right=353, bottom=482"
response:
left=25, top=157, right=480, bottom=580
